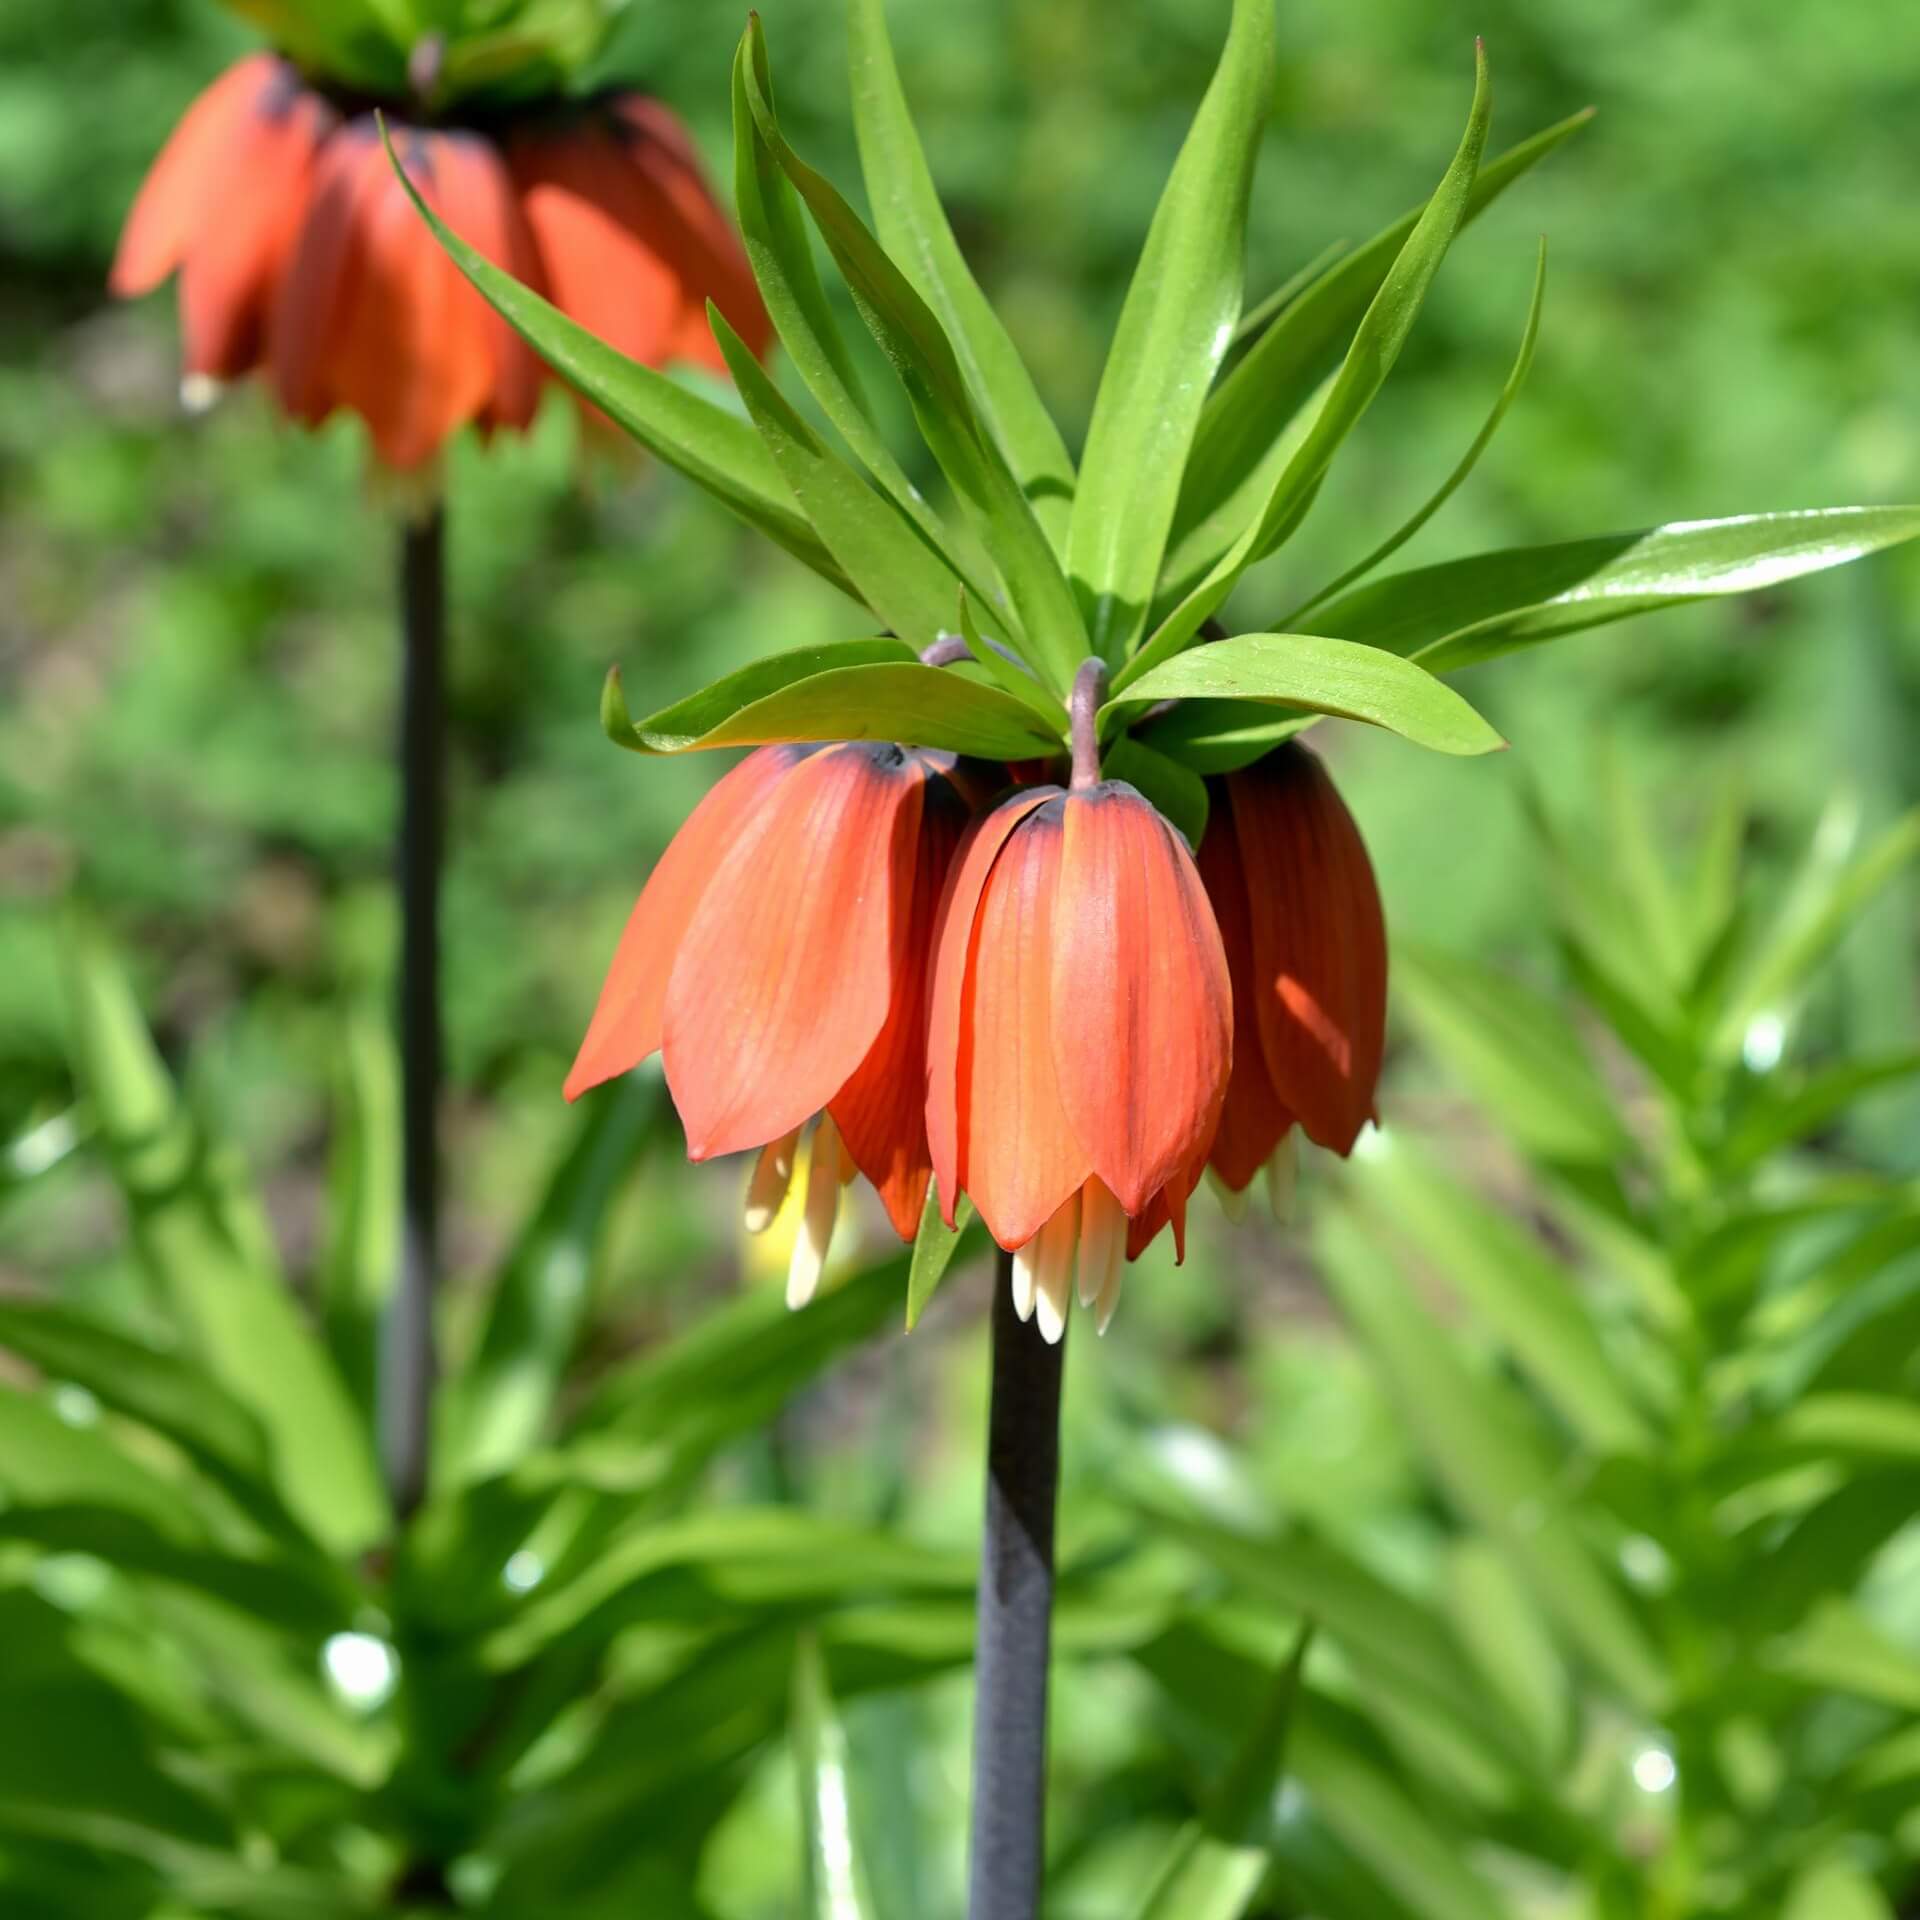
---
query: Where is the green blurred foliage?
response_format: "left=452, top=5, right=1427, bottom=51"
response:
left=2, top=0, right=1919, bottom=1914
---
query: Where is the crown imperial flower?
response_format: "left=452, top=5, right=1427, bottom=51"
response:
left=112, top=57, right=769, bottom=468
left=566, top=741, right=975, bottom=1299
left=925, top=774, right=1232, bottom=1341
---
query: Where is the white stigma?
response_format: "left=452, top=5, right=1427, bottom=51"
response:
left=1264, top=1133, right=1299, bottom=1225
left=744, top=1127, right=802, bottom=1234
left=1077, top=1182, right=1125, bottom=1324
left=1031, top=1203, right=1078, bottom=1345
left=786, top=1115, right=844, bottom=1310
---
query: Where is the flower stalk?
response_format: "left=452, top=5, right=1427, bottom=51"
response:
left=1069, top=656, right=1108, bottom=790
left=381, top=504, right=446, bottom=1518
left=968, top=1245, right=1066, bottom=1920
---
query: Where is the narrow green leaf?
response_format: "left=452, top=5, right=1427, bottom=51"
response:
left=1286, top=238, right=1547, bottom=624
left=1764, top=1596, right=1920, bottom=1711
left=1713, top=807, right=1920, bottom=1060
left=1138, top=43, right=1492, bottom=651
left=1395, top=943, right=1627, bottom=1164
left=905, top=1182, right=977, bottom=1331
left=1127, top=1630, right=1312, bottom=1920
left=382, top=119, right=849, bottom=594
left=1108, top=633, right=1504, bottom=757
left=318, top=997, right=397, bottom=1425
left=1134, top=699, right=1316, bottom=775
left=1312, top=507, right=1920, bottom=670
left=792, top=1632, right=881, bottom=1920
left=1173, top=106, right=1593, bottom=587
left=1724, top=1053, right=1920, bottom=1173
left=1227, top=238, right=1351, bottom=354
left=603, top=639, right=915, bottom=755
left=1103, top=737, right=1211, bottom=848
left=739, top=21, right=1087, bottom=692
left=629, top=658, right=1061, bottom=759
left=1318, top=1206, right=1668, bottom=1712
left=1345, top=1133, right=1650, bottom=1455
left=436, top=1071, right=661, bottom=1490
left=63, top=925, right=387, bottom=1557
left=0, top=1390, right=206, bottom=1541
left=1441, top=1539, right=1569, bottom=1767
left=710, top=305, right=974, bottom=648
left=732, top=33, right=959, bottom=562
left=847, top=0, right=1076, bottom=548
left=1067, top=0, right=1275, bottom=659
left=957, top=590, right=1072, bottom=732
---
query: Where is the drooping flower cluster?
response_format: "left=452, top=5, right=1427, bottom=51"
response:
left=112, top=54, right=769, bottom=470
left=568, top=733, right=1387, bottom=1340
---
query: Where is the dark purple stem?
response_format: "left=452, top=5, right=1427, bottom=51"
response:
left=1069, top=657, right=1108, bottom=790
left=967, top=1248, right=1065, bottom=1920
left=920, top=632, right=972, bottom=668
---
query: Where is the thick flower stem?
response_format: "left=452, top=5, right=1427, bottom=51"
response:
left=967, top=1247, right=1067, bottom=1920
left=382, top=503, right=446, bottom=1520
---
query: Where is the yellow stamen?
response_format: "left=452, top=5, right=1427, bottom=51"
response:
left=787, top=1116, right=843, bottom=1310
left=744, top=1126, right=803, bottom=1234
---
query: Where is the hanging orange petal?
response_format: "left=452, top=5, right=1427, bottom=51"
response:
left=429, top=131, right=548, bottom=434
left=951, top=797, right=1092, bottom=1250
left=924, top=787, right=1056, bottom=1227
left=565, top=745, right=803, bottom=1102
left=510, top=117, right=687, bottom=373
left=172, top=75, right=335, bottom=380
left=111, top=55, right=286, bottom=298
left=1194, top=789, right=1297, bottom=1191
left=1229, top=746, right=1387, bottom=1155
left=269, top=118, right=384, bottom=427
left=325, top=128, right=497, bottom=469
left=662, top=744, right=926, bottom=1162
left=1048, top=784, right=1231, bottom=1216
left=831, top=765, right=972, bottom=1240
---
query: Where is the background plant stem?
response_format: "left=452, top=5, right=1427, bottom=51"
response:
left=381, top=503, right=445, bottom=1520
left=967, top=1248, right=1066, bottom=1920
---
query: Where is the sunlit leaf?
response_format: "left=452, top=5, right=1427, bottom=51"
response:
left=792, top=1632, right=881, bottom=1920
left=1067, top=0, right=1274, bottom=659
left=1312, top=508, right=1920, bottom=671
left=1108, top=633, right=1503, bottom=757
left=847, top=0, right=1076, bottom=549
left=1103, top=735, right=1210, bottom=848
left=905, top=1183, right=978, bottom=1331
left=1285, top=238, right=1547, bottom=624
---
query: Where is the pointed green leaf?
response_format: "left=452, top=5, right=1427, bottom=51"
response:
left=732, top=32, right=960, bottom=566
left=848, top=0, right=1076, bottom=548
left=1724, top=1053, right=1920, bottom=1174
left=710, top=305, right=974, bottom=648
left=1312, top=507, right=1920, bottom=670
left=905, top=1182, right=977, bottom=1330
left=1067, top=0, right=1274, bottom=659
left=792, top=1632, right=882, bottom=1920
left=1107, top=633, right=1503, bottom=756
left=602, top=640, right=916, bottom=754
left=436, top=1071, right=661, bottom=1490
left=63, top=925, right=387, bottom=1557
left=1318, top=1206, right=1667, bottom=1712
left=382, top=119, right=849, bottom=594
left=1127, top=1631, right=1312, bottom=1920
left=621, top=656, right=1061, bottom=759
left=1138, top=43, right=1491, bottom=650
left=957, top=590, right=1072, bottom=732
left=1134, top=699, right=1316, bottom=775
left=739, top=21, right=1087, bottom=692
left=1172, top=106, right=1592, bottom=588
left=1395, top=942, right=1628, bottom=1164
left=318, top=997, right=398, bottom=1424
left=1286, top=238, right=1546, bottom=624
left=1103, top=736, right=1211, bottom=848
left=1785, top=1861, right=1895, bottom=1920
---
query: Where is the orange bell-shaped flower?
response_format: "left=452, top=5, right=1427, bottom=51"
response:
left=112, top=60, right=771, bottom=470
left=1196, top=743, right=1387, bottom=1193
left=926, top=779, right=1232, bottom=1341
left=567, top=743, right=973, bottom=1295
